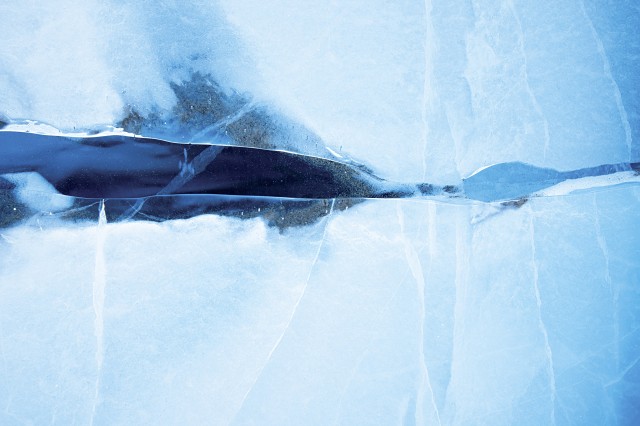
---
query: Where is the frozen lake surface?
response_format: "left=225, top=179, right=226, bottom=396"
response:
left=0, top=0, right=639, bottom=424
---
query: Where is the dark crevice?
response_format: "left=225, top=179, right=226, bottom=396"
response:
left=1, top=131, right=638, bottom=229
left=0, top=131, right=400, bottom=228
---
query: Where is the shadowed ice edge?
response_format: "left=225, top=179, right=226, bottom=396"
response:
left=0, top=122, right=638, bottom=230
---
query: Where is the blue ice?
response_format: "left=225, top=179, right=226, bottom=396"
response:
left=0, top=0, right=639, bottom=425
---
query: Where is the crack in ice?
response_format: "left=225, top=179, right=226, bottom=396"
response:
left=580, top=0, right=633, bottom=159
left=441, top=216, right=470, bottom=424
left=0, top=233, right=15, bottom=244
left=231, top=199, right=335, bottom=424
left=396, top=201, right=442, bottom=425
left=528, top=207, right=556, bottom=425
left=604, top=353, right=640, bottom=387
left=508, top=0, right=551, bottom=160
left=190, top=100, right=256, bottom=142
left=592, top=201, right=612, bottom=287
left=117, top=102, right=253, bottom=221
left=592, top=195, right=621, bottom=372
left=421, top=0, right=435, bottom=182
left=118, top=144, right=225, bottom=221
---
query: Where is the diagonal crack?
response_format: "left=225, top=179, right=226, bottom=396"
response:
left=230, top=199, right=336, bottom=424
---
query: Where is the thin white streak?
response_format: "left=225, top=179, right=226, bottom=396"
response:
left=421, top=0, right=435, bottom=182
left=90, top=200, right=107, bottom=426
left=190, top=101, right=256, bottom=142
left=508, top=0, right=550, bottom=160
left=592, top=197, right=613, bottom=290
left=580, top=0, right=633, bottom=158
left=604, top=353, right=640, bottom=387
left=396, top=201, right=442, bottom=426
left=442, top=215, right=469, bottom=424
left=592, top=195, right=619, bottom=370
left=0, top=233, right=15, bottom=244
left=230, top=199, right=336, bottom=424
left=529, top=206, right=556, bottom=425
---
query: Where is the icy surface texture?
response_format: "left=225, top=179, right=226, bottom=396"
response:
left=0, top=187, right=639, bottom=425
left=219, top=0, right=640, bottom=183
left=1, top=0, right=638, bottom=181
left=1, top=0, right=639, bottom=425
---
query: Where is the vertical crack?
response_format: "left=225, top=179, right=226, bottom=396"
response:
left=421, top=0, right=435, bottom=182
left=90, top=200, right=107, bottom=426
left=528, top=205, right=556, bottom=425
left=592, top=195, right=619, bottom=370
left=441, top=213, right=470, bottom=425
left=580, top=0, right=633, bottom=159
left=396, top=202, right=441, bottom=425
left=230, top=199, right=335, bottom=424
left=508, top=0, right=551, bottom=160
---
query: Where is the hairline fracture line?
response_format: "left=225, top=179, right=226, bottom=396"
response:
left=118, top=102, right=256, bottom=221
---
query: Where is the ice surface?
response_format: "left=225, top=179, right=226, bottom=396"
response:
left=1, top=0, right=639, bottom=425
left=1, top=186, right=639, bottom=425
left=218, top=0, right=640, bottom=181
left=1, top=1, right=637, bottom=181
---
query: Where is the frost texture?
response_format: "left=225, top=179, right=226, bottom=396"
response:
left=0, top=0, right=639, bottom=425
